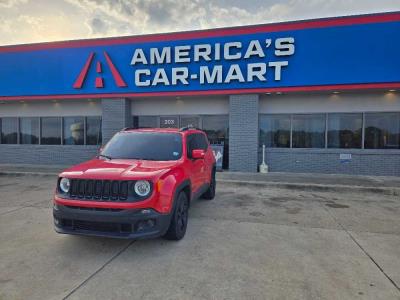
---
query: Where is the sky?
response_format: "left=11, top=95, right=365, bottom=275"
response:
left=0, top=0, right=399, bottom=46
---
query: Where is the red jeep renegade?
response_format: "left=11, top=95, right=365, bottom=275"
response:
left=53, top=127, right=216, bottom=240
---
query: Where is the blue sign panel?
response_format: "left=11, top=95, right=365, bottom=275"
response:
left=0, top=13, right=399, bottom=99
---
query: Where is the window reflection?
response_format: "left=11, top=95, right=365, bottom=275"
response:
left=328, top=114, right=362, bottom=149
left=86, top=116, right=102, bottom=145
left=41, top=117, right=61, bottom=145
left=63, top=117, right=84, bottom=145
left=1, top=117, right=18, bottom=144
left=20, top=117, right=39, bottom=144
left=365, top=113, right=400, bottom=149
left=259, top=115, right=290, bottom=147
left=292, top=114, right=325, bottom=148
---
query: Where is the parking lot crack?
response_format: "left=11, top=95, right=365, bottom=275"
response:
left=63, top=240, right=136, bottom=299
left=318, top=200, right=400, bottom=293
left=0, top=205, right=30, bottom=216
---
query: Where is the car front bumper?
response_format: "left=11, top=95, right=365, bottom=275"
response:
left=53, top=203, right=172, bottom=239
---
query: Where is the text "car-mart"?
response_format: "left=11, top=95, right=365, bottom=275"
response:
left=130, top=37, right=295, bottom=87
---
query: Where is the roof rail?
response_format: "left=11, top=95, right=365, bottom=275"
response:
left=121, top=127, right=136, bottom=131
left=179, top=125, right=197, bottom=132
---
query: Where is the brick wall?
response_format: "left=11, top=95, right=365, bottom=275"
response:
left=229, top=94, right=259, bottom=172
left=102, top=98, right=131, bottom=143
left=259, top=148, right=400, bottom=176
left=0, top=144, right=99, bottom=165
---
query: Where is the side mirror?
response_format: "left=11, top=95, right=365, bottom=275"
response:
left=192, top=149, right=205, bottom=159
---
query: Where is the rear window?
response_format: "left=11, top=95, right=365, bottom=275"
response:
left=102, top=132, right=183, bottom=161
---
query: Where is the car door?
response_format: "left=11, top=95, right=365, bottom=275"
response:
left=196, top=133, right=211, bottom=183
left=186, top=134, right=205, bottom=194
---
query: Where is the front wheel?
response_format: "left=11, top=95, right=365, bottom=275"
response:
left=202, top=168, right=216, bottom=200
left=163, top=192, right=189, bottom=240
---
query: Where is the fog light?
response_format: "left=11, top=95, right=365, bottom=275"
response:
left=54, top=218, right=60, bottom=225
left=135, top=219, right=156, bottom=232
left=147, top=219, right=155, bottom=228
left=136, top=221, right=145, bottom=232
left=141, top=209, right=151, bottom=214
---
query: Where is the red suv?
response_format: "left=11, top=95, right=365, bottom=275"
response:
left=53, top=127, right=216, bottom=240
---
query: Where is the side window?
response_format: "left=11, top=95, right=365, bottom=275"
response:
left=196, top=134, right=208, bottom=150
left=186, top=134, right=196, bottom=158
left=187, top=133, right=209, bottom=158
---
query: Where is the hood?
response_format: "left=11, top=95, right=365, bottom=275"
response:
left=60, top=158, right=180, bottom=180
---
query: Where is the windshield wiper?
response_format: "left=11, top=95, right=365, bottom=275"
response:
left=98, top=154, right=112, bottom=160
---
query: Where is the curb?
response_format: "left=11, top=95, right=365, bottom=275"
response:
left=218, top=179, right=400, bottom=196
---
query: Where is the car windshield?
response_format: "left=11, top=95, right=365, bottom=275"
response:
left=101, top=132, right=183, bottom=161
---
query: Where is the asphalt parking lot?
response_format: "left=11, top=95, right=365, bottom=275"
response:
left=0, top=174, right=399, bottom=300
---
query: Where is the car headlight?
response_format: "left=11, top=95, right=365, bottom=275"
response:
left=59, top=178, right=70, bottom=193
left=134, top=180, right=151, bottom=197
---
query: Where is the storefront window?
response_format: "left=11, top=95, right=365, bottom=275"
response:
left=202, top=115, right=229, bottom=144
left=133, top=116, right=158, bottom=128
left=328, top=113, right=362, bottom=148
left=86, top=116, right=102, bottom=145
left=364, top=112, right=400, bottom=149
left=20, top=117, right=39, bottom=144
left=63, top=117, right=84, bottom=145
left=292, top=114, right=325, bottom=148
left=0, top=117, right=18, bottom=144
left=41, top=117, right=61, bottom=145
left=180, top=116, right=200, bottom=128
left=259, top=114, right=290, bottom=148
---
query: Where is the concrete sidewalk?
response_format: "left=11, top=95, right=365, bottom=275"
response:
left=1, top=174, right=400, bottom=299
left=0, top=163, right=399, bottom=195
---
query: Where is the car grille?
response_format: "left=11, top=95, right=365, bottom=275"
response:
left=68, top=179, right=130, bottom=201
left=65, top=205, right=124, bottom=212
left=61, top=219, right=132, bottom=233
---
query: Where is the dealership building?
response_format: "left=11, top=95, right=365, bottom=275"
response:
left=0, top=12, right=399, bottom=175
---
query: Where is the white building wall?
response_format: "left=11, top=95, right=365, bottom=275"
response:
left=259, top=92, right=400, bottom=114
left=131, top=96, right=229, bottom=115
left=0, top=99, right=102, bottom=117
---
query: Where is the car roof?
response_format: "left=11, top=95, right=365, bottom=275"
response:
left=121, top=128, right=204, bottom=135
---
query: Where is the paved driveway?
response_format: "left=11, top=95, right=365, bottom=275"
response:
left=0, top=174, right=399, bottom=300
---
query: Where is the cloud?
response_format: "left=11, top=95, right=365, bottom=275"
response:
left=0, top=0, right=27, bottom=7
left=0, top=0, right=399, bottom=45
left=64, top=0, right=400, bottom=37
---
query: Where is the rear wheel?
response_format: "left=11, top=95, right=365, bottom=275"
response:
left=163, top=191, right=189, bottom=240
left=202, top=168, right=216, bottom=200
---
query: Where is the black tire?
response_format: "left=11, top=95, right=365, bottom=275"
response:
left=202, top=168, right=216, bottom=200
left=163, top=191, right=189, bottom=240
